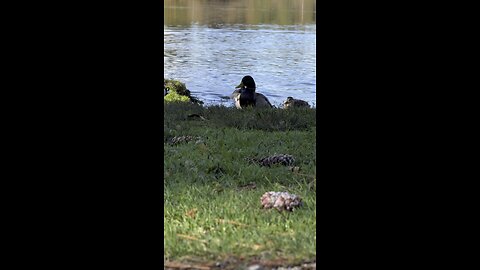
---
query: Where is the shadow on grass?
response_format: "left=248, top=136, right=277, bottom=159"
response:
left=164, top=102, right=316, bottom=134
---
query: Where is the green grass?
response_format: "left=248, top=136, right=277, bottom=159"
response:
left=164, top=101, right=316, bottom=268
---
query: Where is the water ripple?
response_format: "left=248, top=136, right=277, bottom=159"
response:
left=164, top=25, right=316, bottom=106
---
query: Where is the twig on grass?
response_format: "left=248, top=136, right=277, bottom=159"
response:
left=176, top=234, right=207, bottom=243
left=164, top=261, right=211, bottom=270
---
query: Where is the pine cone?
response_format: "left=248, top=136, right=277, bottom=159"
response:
left=246, top=154, right=295, bottom=167
left=260, top=191, right=302, bottom=211
left=170, top=135, right=202, bottom=145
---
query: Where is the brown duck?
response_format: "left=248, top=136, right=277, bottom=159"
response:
left=283, top=97, right=310, bottom=109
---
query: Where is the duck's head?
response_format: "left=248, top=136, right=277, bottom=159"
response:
left=236, top=75, right=256, bottom=90
left=284, top=97, right=294, bottom=105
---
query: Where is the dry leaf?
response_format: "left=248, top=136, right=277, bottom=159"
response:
left=252, top=244, right=263, bottom=251
left=186, top=208, right=197, bottom=219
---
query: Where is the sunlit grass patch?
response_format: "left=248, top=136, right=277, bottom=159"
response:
left=164, top=184, right=316, bottom=262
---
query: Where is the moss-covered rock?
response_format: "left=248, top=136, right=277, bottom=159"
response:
left=164, top=91, right=191, bottom=103
left=164, top=78, right=203, bottom=104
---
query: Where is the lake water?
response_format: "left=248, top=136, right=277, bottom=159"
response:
left=164, top=0, right=316, bottom=107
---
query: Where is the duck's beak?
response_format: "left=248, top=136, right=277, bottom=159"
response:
left=235, top=81, right=244, bottom=89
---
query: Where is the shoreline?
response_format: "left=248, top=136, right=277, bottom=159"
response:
left=164, top=78, right=316, bottom=109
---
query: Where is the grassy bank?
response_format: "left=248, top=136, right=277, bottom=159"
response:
left=164, top=100, right=316, bottom=269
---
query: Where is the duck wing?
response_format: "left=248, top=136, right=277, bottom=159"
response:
left=255, top=93, right=273, bottom=108
left=294, top=99, right=310, bottom=108
left=231, top=89, right=241, bottom=99
left=230, top=89, right=242, bottom=108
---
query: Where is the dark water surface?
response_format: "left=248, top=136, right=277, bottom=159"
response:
left=164, top=0, right=316, bottom=107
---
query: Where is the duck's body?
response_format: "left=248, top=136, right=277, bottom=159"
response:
left=283, top=97, right=309, bottom=109
left=231, top=90, right=273, bottom=109
left=254, top=93, right=273, bottom=108
left=238, top=88, right=256, bottom=108
left=231, top=76, right=273, bottom=109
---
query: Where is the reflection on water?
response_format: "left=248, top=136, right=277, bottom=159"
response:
left=165, top=0, right=316, bottom=27
left=164, top=0, right=316, bottom=107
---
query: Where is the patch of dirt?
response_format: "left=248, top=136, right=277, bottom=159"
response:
left=164, top=258, right=316, bottom=270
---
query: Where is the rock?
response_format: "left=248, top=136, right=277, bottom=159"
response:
left=248, top=264, right=264, bottom=270
left=164, top=78, right=203, bottom=104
